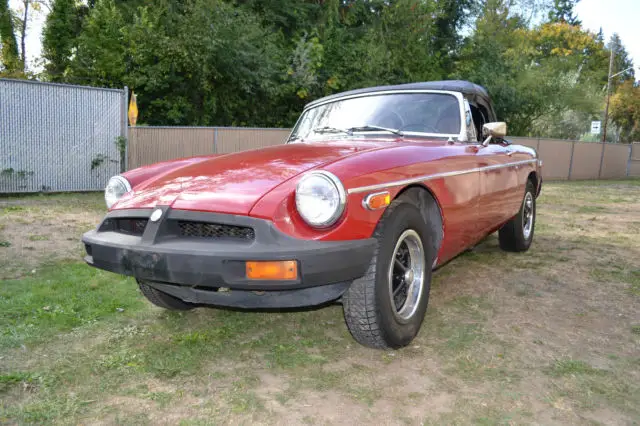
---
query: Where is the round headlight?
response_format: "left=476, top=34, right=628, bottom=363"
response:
left=295, top=171, right=346, bottom=228
left=105, top=176, right=132, bottom=209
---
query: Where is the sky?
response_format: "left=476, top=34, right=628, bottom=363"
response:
left=575, top=0, right=639, bottom=75
left=9, top=0, right=640, bottom=75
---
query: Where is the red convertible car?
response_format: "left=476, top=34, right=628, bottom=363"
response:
left=83, top=80, right=541, bottom=349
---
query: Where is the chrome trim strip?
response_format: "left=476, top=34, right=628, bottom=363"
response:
left=347, top=159, right=537, bottom=194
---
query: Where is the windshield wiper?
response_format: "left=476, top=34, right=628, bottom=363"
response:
left=313, top=126, right=350, bottom=135
left=347, top=125, right=404, bottom=136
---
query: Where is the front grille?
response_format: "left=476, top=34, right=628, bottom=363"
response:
left=177, top=221, right=255, bottom=241
left=100, top=218, right=148, bottom=236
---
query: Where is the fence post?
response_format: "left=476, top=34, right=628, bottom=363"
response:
left=597, top=141, right=606, bottom=179
left=121, top=86, right=129, bottom=172
left=627, top=144, right=633, bottom=177
left=567, top=141, right=575, bottom=180
left=213, top=127, right=218, bottom=154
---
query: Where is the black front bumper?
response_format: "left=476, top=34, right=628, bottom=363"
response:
left=82, top=207, right=375, bottom=308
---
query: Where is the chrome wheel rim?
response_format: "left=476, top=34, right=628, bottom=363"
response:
left=387, top=229, right=425, bottom=322
left=522, top=192, right=534, bottom=240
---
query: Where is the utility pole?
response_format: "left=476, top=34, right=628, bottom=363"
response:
left=602, top=43, right=615, bottom=143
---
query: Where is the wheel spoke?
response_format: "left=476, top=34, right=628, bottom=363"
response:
left=387, top=229, right=425, bottom=321
left=393, top=279, right=407, bottom=296
left=394, top=258, right=408, bottom=273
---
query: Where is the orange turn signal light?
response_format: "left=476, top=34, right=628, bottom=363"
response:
left=363, top=191, right=391, bottom=210
left=246, top=261, right=298, bottom=280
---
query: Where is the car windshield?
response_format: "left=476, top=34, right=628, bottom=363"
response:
left=289, top=93, right=461, bottom=141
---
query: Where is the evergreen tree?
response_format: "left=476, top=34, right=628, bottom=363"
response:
left=608, top=33, right=635, bottom=86
left=42, top=0, right=83, bottom=81
left=548, top=0, right=581, bottom=26
left=0, top=0, right=21, bottom=74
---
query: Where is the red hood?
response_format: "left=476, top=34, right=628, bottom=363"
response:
left=114, top=141, right=383, bottom=214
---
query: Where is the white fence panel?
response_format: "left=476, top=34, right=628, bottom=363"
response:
left=0, top=78, right=126, bottom=193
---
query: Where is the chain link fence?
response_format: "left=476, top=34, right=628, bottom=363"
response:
left=0, top=79, right=127, bottom=193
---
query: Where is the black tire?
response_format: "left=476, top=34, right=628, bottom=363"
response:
left=342, top=195, right=435, bottom=349
left=137, top=280, right=195, bottom=311
left=499, top=180, right=536, bottom=252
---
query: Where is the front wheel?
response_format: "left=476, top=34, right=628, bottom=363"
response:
left=499, top=180, right=536, bottom=252
left=342, top=198, right=435, bottom=349
left=138, top=280, right=196, bottom=311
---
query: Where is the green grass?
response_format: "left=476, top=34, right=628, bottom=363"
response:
left=576, top=205, right=607, bottom=214
left=544, top=358, right=639, bottom=415
left=1, top=192, right=104, bottom=210
left=0, top=372, right=38, bottom=393
left=0, top=263, right=143, bottom=349
left=590, top=265, right=640, bottom=296
left=2, top=182, right=640, bottom=424
left=0, top=205, right=26, bottom=213
left=546, top=359, right=605, bottom=377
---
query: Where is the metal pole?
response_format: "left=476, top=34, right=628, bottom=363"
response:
left=598, top=141, right=606, bottom=179
left=627, top=144, right=633, bottom=177
left=213, top=127, right=218, bottom=154
left=122, top=86, right=129, bottom=172
left=567, top=141, right=575, bottom=180
left=602, top=45, right=615, bottom=143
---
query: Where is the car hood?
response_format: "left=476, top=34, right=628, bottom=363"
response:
left=114, top=141, right=384, bottom=214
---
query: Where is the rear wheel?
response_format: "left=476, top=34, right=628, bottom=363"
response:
left=342, top=197, right=435, bottom=349
left=499, top=180, right=536, bottom=252
left=138, top=280, right=195, bottom=311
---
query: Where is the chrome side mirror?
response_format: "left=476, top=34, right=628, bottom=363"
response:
left=482, top=122, right=507, bottom=146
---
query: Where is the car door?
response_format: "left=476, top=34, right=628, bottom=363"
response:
left=470, top=103, right=522, bottom=236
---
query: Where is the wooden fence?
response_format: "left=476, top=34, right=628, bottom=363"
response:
left=128, top=127, right=639, bottom=180
left=128, top=127, right=291, bottom=169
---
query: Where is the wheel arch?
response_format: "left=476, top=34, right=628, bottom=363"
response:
left=527, top=171, right=540, bottom=197
left=392, top=184, right=444, bottom=264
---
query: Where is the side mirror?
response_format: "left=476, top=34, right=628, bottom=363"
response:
left=482, top=122, right=507, bottom=146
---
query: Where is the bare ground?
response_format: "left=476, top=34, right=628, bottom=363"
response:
left=1, top=181, right=639, bottom=425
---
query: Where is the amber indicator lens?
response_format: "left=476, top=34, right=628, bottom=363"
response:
left=246, top=261, right=298, bottom=280
left=364, top=191, right=391, bottom=210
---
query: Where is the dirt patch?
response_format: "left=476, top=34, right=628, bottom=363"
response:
left=0, top=194, right=104, bottom=279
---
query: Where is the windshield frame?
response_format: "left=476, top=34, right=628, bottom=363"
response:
left=287, top=89, right=469, bottom=143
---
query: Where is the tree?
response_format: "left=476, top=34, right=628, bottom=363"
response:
left=548, top=0, right=581, bottom=26
left=67, top=0, right=126, bottom=86
left=35, top=0, right=634, bottom=136
left=609, top=81, right=640, bottom=142
left=42, top=0, right=83, bottom=81
left=11, top=0, right=50, bottom=73
left=0, top=0, right=21, bottom=74
left=456, top=0, right=608, bottom=137
left=608, top=34, right=635, bottom=87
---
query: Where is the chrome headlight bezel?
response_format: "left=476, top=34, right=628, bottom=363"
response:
left=295, top=171, right=347, bottom=228
left=104, top=175, right=132, bottom=209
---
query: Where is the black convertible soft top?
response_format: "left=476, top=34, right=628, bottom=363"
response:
left=305, top=80, right=492, bottom=110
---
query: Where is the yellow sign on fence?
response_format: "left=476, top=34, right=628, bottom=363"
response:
left=128, top=92, right=138, bottom=127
